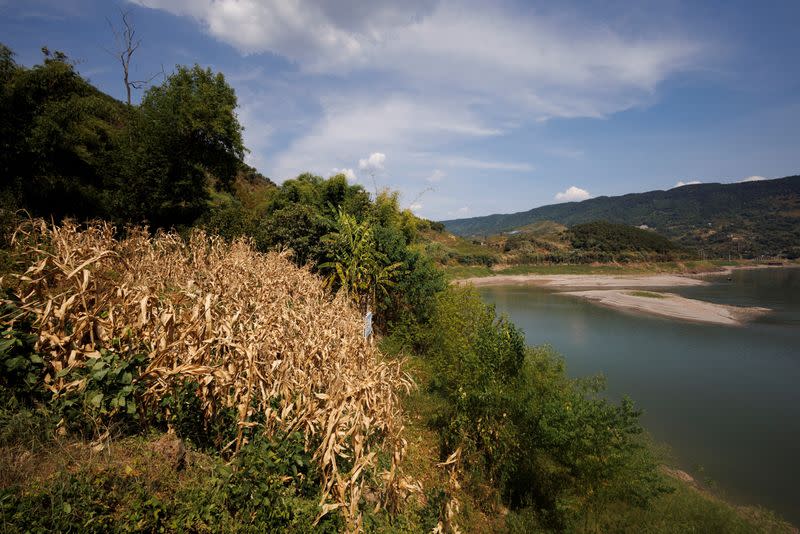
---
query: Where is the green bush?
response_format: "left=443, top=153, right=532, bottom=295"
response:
left=0, top=433, right=338, bottom=533
left=417, top=286, right=670, bottom=530
left=50, top=347, right=148, bottom=437
left=0, top=294, right=46, bottom=405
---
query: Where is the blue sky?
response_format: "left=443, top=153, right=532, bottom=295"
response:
left=1, top=0, right=798, bottom=220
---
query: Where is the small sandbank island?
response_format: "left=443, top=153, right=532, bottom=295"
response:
left=563, top=289, right=769, bottom=326
left=455, top=270, right=774, bottom=326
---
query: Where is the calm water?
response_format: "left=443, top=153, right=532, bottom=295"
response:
left=478, top=268, right=800, bottom=524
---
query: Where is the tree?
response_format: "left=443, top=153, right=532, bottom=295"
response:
left=258, top=203, right=331, bottom=264
left=0, top=45, right=126, bottom=221
left=0, top=43, right=17, bottom=84
left=128, top=65, right=245, bottom=226
left=320, top=209, right=402, bottom=314
left=108, top=10, right=162, bottom=105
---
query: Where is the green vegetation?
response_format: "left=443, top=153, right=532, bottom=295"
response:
left=413, top=288, right=670, bottom=530
left=420, top=217, right=696, bottom=271
left=0, top=41, right=795, bottom=532
left=443, top=177, right=800, bottom=259
left=0, top=46, right=245, bottom=229
left=442, top=259, right=768, bottom=280
left=385, top=288, right=793, bottom=532
left=627, top=291, right=668, bottom=299
left=495, top=220, right=694, bottom=265
left=418, top=227, right=500, bottom=267
left=568, top=221, right=691, bottom=260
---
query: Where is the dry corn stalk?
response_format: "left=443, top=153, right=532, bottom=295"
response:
left=433, top=448, right=463, bottom=534
left=3, top=219, right=415, bottom=531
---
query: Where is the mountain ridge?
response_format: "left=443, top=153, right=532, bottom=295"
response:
left=441, top=176, right=800, bottom=258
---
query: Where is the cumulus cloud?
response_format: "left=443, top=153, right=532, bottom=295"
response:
left=739, top=175, right=766, bottom=182
left=408, top=202, right=423, bottom=212
left=673, top=180, right=702, bottom=188
left=358, top=152, right=386, bottom=172
left=332, top=167, right=357, bottom=181
left=555, top=186, right=591, bottom=202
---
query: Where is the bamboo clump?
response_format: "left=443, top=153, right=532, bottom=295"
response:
left=4, top=220, right=417, bottom=531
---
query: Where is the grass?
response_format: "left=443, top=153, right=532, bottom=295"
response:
left=627, top=290, right=668, bottom=299
left=586, top=473, right=795, bottom=533
left=0, top=424, right=343, bottom=533
left=7, top=370, right=792, bottom=534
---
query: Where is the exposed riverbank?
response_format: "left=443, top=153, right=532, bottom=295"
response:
left=445, top=259, right=798, bottom=282
left=454, top=264, right=793, bottom=325
left=455, top=272, right=707, bottom=289
left=562, top=289, right=769, bottom=326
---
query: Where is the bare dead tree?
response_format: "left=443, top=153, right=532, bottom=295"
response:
left=107, top=10, right=163, bottom=105
left=408, top=186, right=434, bottom=211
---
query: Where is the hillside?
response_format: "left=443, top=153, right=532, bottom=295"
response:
left=3, top=44, right=797, bottom=533
left=442, top=176, right=800, bottom=258
left=424, top=219, right=694, bottom=269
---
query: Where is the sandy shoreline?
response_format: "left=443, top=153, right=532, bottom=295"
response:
left=455, top=273, right=709, bottom=289
left=455, top=266, right=785, bottom=325
left=562, top=290, right=769, bottom=326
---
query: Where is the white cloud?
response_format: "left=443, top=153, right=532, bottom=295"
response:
left=408, top=202, right=423, bottom=212
left=131, top=0, right=707, bottom=214
left=427, top=169, right=445, bottom=182
left=739, top=175, right=766, bottom=182
left=270, top=95, right=499, bottom=179
left=441, top=156, right=533, bottom=172
left=130, top=0, right=437, bottom=69
left=358, top=152, right=386, bottom=172
left=555, top=186, right=591, bottom=202
left=673, top=180, right=702, bottom=188
left=132, top=0, right=703, bottom=122
left=332, top=167, right=357, bottom=181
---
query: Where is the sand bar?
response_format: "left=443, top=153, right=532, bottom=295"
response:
left=562, top=290, right=769, bottom=326
left=456, top=273, right=708, bottom=289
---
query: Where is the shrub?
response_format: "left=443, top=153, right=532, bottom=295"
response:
left=419, top=286, right=670, bottom=529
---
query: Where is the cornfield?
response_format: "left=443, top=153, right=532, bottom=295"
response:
left=3, top=220, right=417, bottom=531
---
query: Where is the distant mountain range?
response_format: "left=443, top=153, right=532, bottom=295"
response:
left=441, top=175, right=800, bottom=258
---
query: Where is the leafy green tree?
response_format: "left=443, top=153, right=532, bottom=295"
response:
left=0, top=46, right=125, bottom=221
left=266, top=172, right=371, bottom=220
left=320, top=209, right=402, bottom=314
left=0, top=43, right=17, bottom=85
left=127, top=65, right=245, bottom=227
left=258, top=203, right=332, bottom=265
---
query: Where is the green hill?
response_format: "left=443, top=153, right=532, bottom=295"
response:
left=494, top=220, right=692, bottom=265
left=441, top=176, right=800, bottom=258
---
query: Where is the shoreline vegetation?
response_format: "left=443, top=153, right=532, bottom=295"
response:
left=445, top=258, right=798, bottom=281
left=1, top=44, right=797, bottom=532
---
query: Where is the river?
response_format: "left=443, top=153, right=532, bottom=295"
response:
left=478, top=267, right=800, bottom=524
